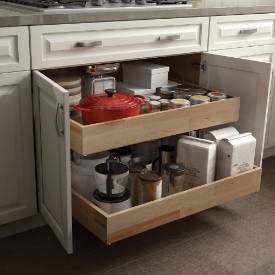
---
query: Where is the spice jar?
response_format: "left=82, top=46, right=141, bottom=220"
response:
left=138, top=171, right=162, bottom=203
left=129, top=163, right=146, bottom=206
left=150, top=100, right=161, bottom=112
left=170, top=98, right=191, bottom=108
left=207, top=91, right=227, bottom=102
left=162, top=164, right=187, bottom=196
left=190, top=95, right=210, bottom=105
left=160, top=99, right=171, bottom=111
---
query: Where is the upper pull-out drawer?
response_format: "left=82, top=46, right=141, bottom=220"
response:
left=30, top=18, right=209, bottom=69
left=0, top=27, right=30, bottom=73
left=209, top=14, right=275, bottom=50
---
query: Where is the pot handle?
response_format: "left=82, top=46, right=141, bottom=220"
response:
left=73, top=104, right=93, bottom=112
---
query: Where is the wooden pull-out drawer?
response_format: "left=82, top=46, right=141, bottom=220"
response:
left=0, top=27, right=30, bottom=73
left=209, top=14, right=275, bottom=50
left=30, top=18, right=209, bottom=69
left=70, top=97, right=240, bottom=155
left=72, top=166, right=261, bottom=245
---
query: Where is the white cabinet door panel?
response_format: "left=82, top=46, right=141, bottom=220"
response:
left=208, top=45, right=275, bottom=150
left=30, top=18, right=209, bottom=69
left=200, top=53, right=272, bottom=166
left=0, top=71, right=36, bottom=225
left=0, top=27, right=30, bottom=73
left=33, top=71, right=72, bottom=254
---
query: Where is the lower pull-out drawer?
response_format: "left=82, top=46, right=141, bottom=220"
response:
left=72, top=166, right=261, bottom=245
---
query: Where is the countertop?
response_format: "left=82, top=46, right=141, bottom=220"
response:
left=2, top=0, right=275, bottom=27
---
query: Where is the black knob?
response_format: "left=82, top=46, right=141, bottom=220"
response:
left=105, top=88, right=116, bottom=97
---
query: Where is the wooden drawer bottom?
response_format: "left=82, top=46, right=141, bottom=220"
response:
left=72, top=166, right=261, bottom=245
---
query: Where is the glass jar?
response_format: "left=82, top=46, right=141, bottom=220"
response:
left=160, top=99, right=171, bottom=111
left=207, top=91, right=227, bottom=102
left=170, top=98, right=191, bottom=108
left=150, top=100, right=161, bottom=112
left=162, top=164, right=187, bottom=196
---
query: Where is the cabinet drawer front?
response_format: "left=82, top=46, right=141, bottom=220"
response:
left=0, top=27, right=30, bottom=73
left=70, top=97, right=240, bottom=155
left=72, top=167, right=261, bottom=244
left=30, top=18, right=209, bottom=69
left=209, top=14, right=275, bottom=50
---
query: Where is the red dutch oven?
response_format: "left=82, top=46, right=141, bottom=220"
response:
left=74, top=89, right=144, bottom=125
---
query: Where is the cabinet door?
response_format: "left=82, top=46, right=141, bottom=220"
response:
left=200, top=53, right=272, bottom=166
left=208, top=46, right=275, bottom=149
left=0, top=71, right=36, bottom=225
left=33, top=71, right=72, bottom=254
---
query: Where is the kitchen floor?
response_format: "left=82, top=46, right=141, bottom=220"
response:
left=1, top=157, right=275, bottom=275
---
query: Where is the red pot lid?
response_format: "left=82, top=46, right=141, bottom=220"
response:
left=79, top=89, right=142, bottom=110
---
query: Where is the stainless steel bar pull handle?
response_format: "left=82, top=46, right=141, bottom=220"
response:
left=55, top=103, right=65, bottom=136
left=239, top=28, right=258, bottom=35
left=74, top=41, right=103, bottom=48
left=159, top=34, right=181, bottom=41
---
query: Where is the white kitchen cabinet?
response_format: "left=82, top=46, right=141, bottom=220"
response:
left=208, top=45, right=275, bottom=149
left=33, top=50, right=272, bottom=253
left=30, top=17, right=209, bottom=69
left=209, top=14, right=275, bottom=50
left=0, top=71, right=37, bottom=225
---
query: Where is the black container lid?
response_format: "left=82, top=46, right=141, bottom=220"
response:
left=139, top=171, right=161, bottom=183
left=95, top=162, right=128, bottom=175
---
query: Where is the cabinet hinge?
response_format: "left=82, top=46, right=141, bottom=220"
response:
left=192, top=61, right=207, bottom=72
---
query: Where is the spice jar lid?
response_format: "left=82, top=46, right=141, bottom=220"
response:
left=139, top=171, right=161, bottom=183
left=150, top=100, right=161, bottom=107
left=81, top=89, right=141, bottom=111
left=207, top=91, right=227, bottom=101
left=149, top=95, right=161, bottom=101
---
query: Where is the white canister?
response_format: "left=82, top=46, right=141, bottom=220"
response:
left=204, top=127, right=239, bottom=144
left=71, top=161, right=95, bottom=199
left=92, top=189, right=132, bottom=214
left=216, top=133, right=256, bottom=179
left=177, top=136, right=217, bottom=186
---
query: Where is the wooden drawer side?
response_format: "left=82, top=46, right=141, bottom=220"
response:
left=70, top=97, right=240, bottom=155
left=106, top=167, right=261, bottom=244
left=72, top=191, right=108, bottom=243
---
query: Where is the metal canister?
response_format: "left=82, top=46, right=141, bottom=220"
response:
left=81, top=65, right=94, bottom=98
left=207, top=91, right=227, bottom=102
left=129, top=162, right=146, bottom=206
left=170, top=98, right=191, bottom=108
left=138, top=171, right=162, bottom=203
left=190, top=95, right=210, bottom=105
left=150, top=100, right=161, bottom=112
